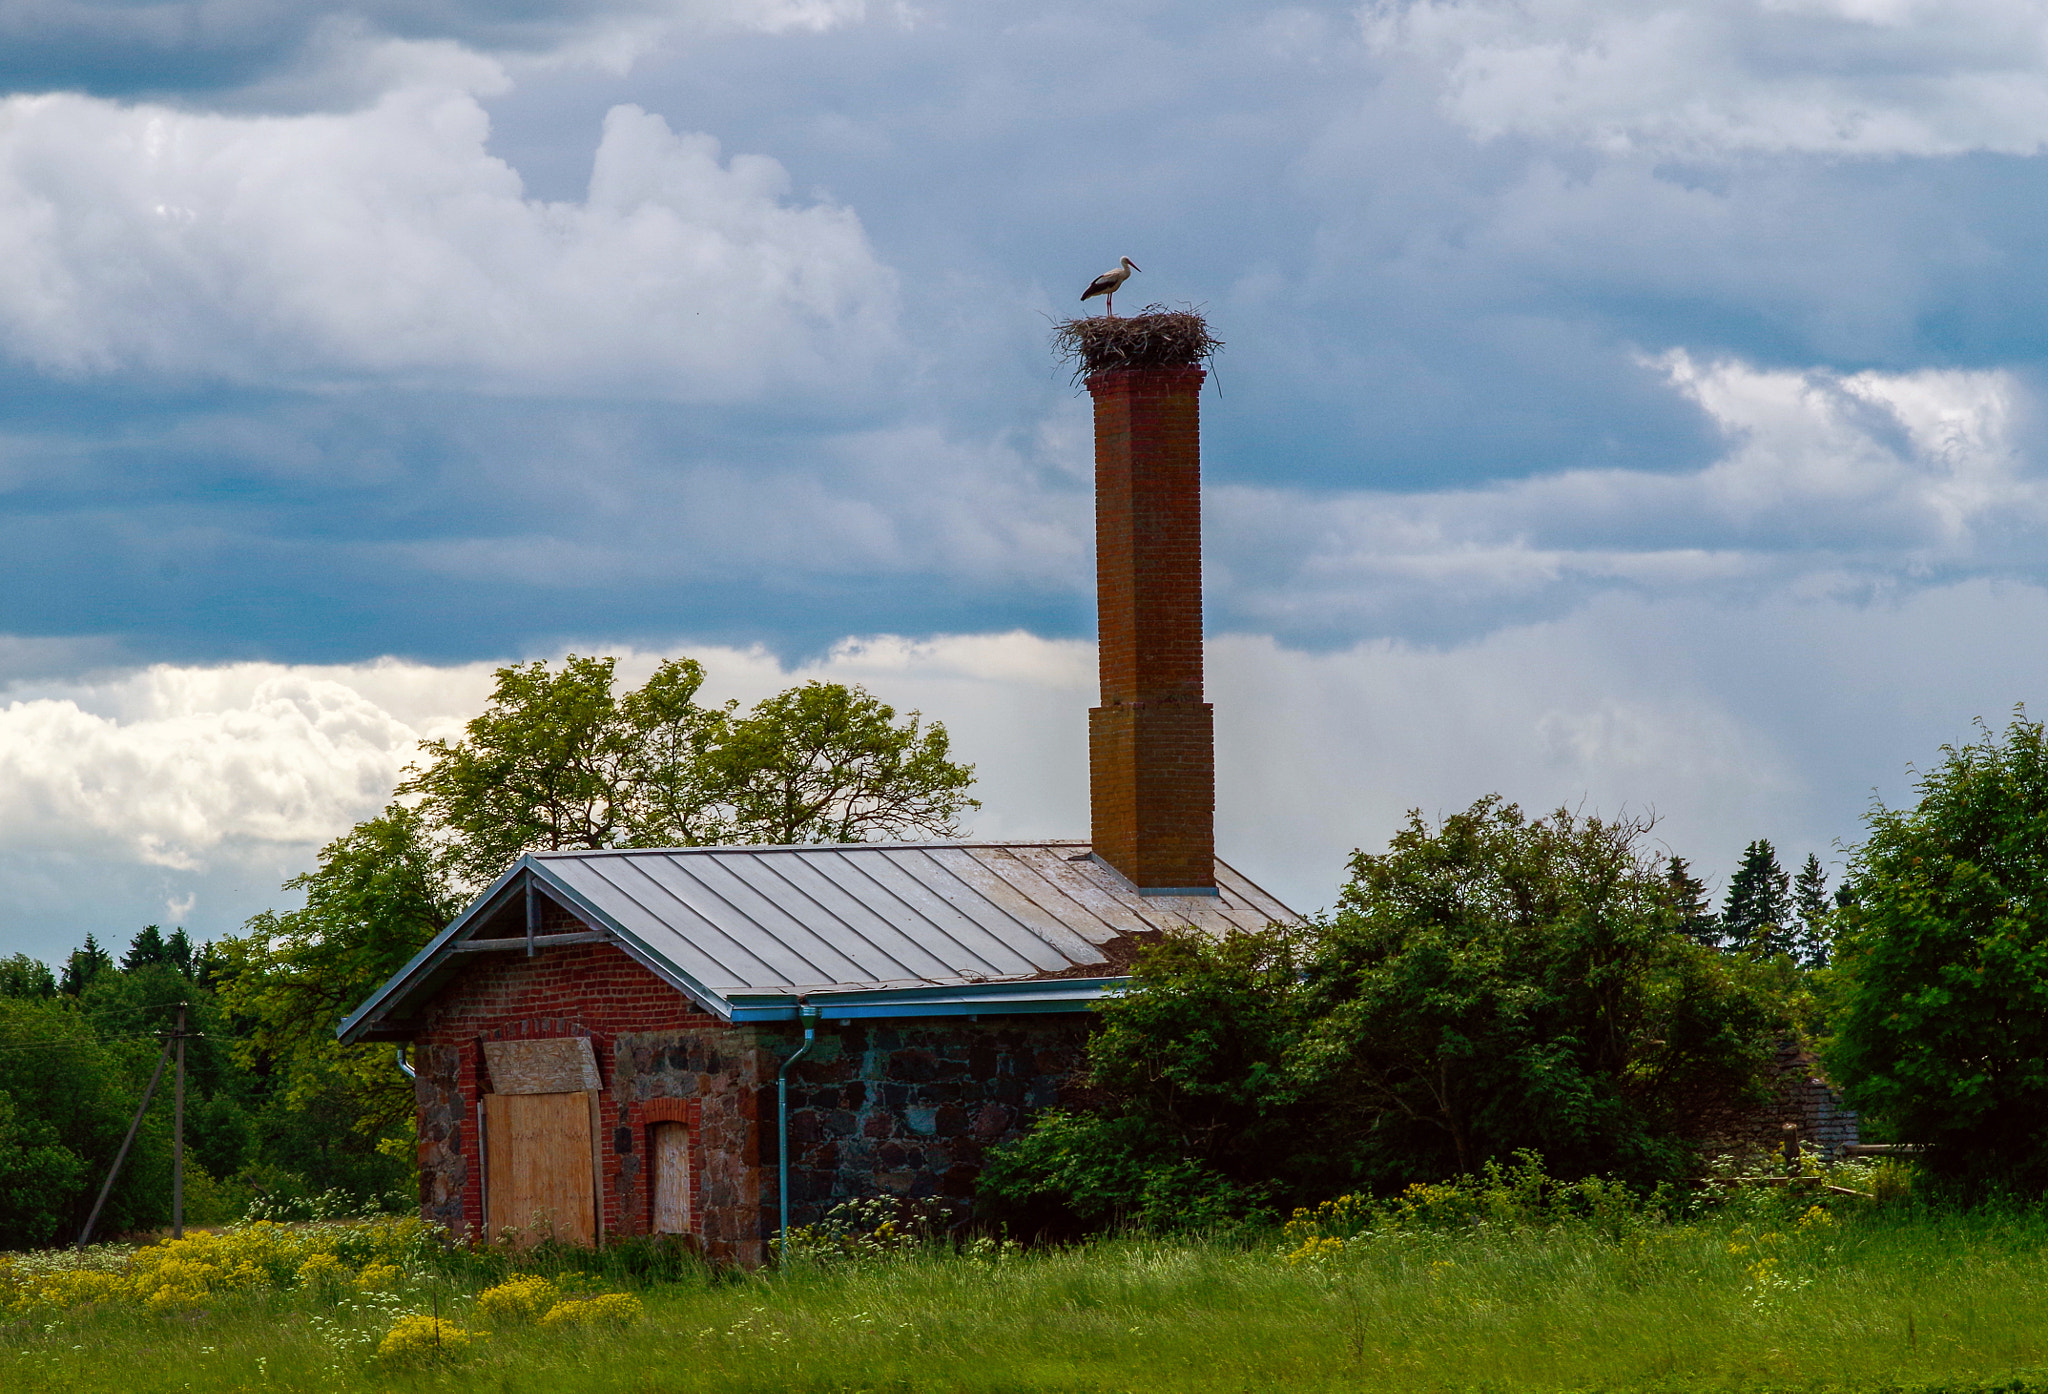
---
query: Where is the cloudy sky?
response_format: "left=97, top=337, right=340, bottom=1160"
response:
left=6, top=0, right=2048, bottom=962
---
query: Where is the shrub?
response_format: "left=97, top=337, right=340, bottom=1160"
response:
left=1827, top=713, right=2048, bottom=1188
left=985, top=799, right=1789, bottom=1231
left=477, top=1275, right=559, bottom=1324
left=0, top=1215, right=437, bottom=1313
left=538, top=1292, right=643, bottom=1329
left=377, top=1315, right=475, bottom=1364
left=351, top=1261, right=400, bottom=1291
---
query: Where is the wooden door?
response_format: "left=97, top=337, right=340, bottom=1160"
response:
left=484, top=1091, right=597, bottom=1245
left=651, top=1123, right=690, bottom=1234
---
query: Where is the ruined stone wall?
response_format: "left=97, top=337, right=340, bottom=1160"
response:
left=1688, top=1036, right=1860, bottom=1163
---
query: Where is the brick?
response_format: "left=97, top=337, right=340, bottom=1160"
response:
left=1087, top=366, right=1215, bottom=889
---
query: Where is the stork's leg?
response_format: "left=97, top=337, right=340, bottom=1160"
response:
left=1106, top=291, right=1115, bottom=318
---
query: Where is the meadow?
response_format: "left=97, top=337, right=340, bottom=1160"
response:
left=6, top=1177, right=2048, bottom=1394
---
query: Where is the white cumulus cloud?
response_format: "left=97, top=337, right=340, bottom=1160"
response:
left=0, top=83, right=900, bottom=396
left=1366, top=0, right=2048, bottom=156
left=1215, top=352, right=2044, bottom=634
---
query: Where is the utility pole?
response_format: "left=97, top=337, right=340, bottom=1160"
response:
left=172, top=1002, right=186, bottom=1239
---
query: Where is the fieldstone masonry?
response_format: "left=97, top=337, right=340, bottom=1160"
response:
left=1690, top=1036, right=1860, bottom=1163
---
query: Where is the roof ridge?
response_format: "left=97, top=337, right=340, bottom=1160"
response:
left=529, top=839, right=1094, bottom=858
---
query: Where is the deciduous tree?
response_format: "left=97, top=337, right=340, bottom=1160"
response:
left=983, top=798, right=1787, bottom=1232
left=1826, top=713, right=2048, bottom=1185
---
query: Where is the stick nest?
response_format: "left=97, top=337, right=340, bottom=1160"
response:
left=1053, top=306, right=1220, bottom=381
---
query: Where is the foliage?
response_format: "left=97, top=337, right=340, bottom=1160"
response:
left=1793, top=854, right=1833, bottom=967
left=478, top=1275, right=560, bottom=1324
left=536, top=1292, right=643, bottom=1328
left=713, top=681, right=977, bottom=844
left=59, top=934, right=113, bottom=997
left=217, top=805, right=458, bottom=1063
left=1724, top=838, right=1795, bottom=957
left=22, top=1197, right=2048, bottom=1394
left=0, top=999, right=169, bottom=1247
left=984, top=798, right=1790, bottom=1233
left=401, top=655, right=978, bottom=886
left=1663, top=855, right=1721, bottom=947
left=403, top=656, right=729, bottom=886
left=376, top=1315, right=477, bottom=1364
left=0, top=954, right=57, bottom=999
left=1826, top=712, right=2048, bottom=1186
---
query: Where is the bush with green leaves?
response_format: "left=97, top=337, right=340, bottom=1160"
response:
left=982, top=798, right=1789, bottom=1233
left=1826, top=712, right=2048, bottom=1188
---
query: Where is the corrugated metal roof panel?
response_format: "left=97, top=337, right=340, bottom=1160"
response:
left=339, top=841, right=1300, bottom=1037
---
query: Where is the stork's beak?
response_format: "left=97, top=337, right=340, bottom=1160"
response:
left=1128, top=260, right=1142, bottom=272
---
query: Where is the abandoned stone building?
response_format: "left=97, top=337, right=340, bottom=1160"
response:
left=338, top=339, right=1303, bottom=1266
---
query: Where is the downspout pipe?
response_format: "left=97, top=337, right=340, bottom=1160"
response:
left=775, top=1002, right=821, bottom=1262
left=394, top=1045, right=417, bottom=1080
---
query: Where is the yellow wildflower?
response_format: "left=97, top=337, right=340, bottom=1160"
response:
left=538, top=1293, right=644, bottom=1329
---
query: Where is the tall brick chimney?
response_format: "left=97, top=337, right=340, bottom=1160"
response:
left=1085, top=358, right=1216, bottom=893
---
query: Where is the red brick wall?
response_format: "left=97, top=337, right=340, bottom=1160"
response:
left=407, top=941, right=772, bottom=1264
left=1087, top=365, right=1215, bottom=889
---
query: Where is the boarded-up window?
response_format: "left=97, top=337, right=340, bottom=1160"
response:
left=651, top=1123, right=690, bottom=1234
left=480, top=1038, right=604, bottom=1246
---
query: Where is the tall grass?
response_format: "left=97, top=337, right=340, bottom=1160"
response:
left=8, top=1193, right=2048, bottom=1393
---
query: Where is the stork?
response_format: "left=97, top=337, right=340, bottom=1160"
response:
left=1082, top=256, right=1140, bottom=316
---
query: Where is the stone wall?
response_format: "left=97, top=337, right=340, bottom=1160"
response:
left=775, top=1016, right=1093, bottom=1221
left=406, top=931, right=1097, bottom=1266
left=1688, top=1036, right=1859, bottom=1163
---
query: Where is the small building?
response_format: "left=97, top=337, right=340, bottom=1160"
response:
left=339, top=322, right=1299, bottom=1264
left=338, top=841, right=1294, bottom=1265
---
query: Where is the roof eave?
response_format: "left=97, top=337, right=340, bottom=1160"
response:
left=724, top=975, right=1130, bottom=1023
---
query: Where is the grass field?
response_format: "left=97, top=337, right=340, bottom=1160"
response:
left=7, top=1189, right=2048, bottom=1394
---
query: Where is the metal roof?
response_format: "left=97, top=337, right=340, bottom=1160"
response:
left=338, top=841, right=1299, bottom=1038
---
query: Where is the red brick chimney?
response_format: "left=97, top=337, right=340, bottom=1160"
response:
left=1087, top=363, right=1216, bottom=893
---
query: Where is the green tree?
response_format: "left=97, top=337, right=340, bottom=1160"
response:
left=216, top=805, right=462, bottom=1181
left=1825, top=713, right=2048, bottom=1185
left=1664, top=855, right=1722, bottom=947
left=1793, top=854, right=1831, bottom=968
left=0, top=1000, right=173, bottom=1245
left=984, top=799, right=1786, bottom=1230
left=0, top=954, right=56, bottom=999
left=402, top=656, right=730, bottom=887
left=402, top=655, right=975, bottom=883
left=716, top=681, right=979, bottom=843
left=59, top=933, right=112, bottom=996
left=219, top=806, right=460, bottom=1061
left=120, top=925, right=195, bottom=976
left=1723, top=840, right=1793, bottom=957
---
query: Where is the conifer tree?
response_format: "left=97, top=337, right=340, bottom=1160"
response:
left=1663, top=856, right=1722, bottom=946
left=1794, top=854, right=1831, bottom=968
left=59, top=933, right=112, bottom=996
left=121, top=924, right=169, bottom=972
left=1722, top=840, right=1794, bottom=957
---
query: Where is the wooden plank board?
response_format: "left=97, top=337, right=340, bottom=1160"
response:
left=483, top=1091, right=597, bottom=1245
left=652, top=1122, right=690, bottom=1234
left=483, top=1038, right=602, bottom=1094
